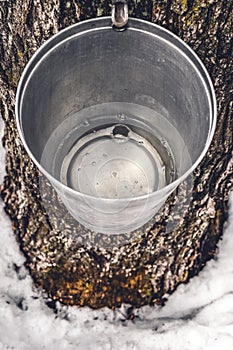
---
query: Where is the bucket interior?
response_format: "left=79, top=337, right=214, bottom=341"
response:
left=19, top=20, right=212, bottom=198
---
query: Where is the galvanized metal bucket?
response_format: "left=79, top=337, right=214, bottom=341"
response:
left=16, top=9, right=216, bottom=234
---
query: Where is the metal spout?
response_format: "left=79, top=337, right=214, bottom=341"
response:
left=111, top=1, right=128, bottom=30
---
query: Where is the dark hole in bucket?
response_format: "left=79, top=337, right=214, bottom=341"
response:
left=112, top=124, right=129, bottom=137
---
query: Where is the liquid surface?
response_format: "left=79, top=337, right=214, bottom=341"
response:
left=41, top=102, right=191, bottom=199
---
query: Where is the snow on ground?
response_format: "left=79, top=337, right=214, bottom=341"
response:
left=1, top=118, right=233, bottom=349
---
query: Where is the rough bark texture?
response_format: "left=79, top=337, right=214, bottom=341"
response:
left=0, top=0, right=232, bottom=309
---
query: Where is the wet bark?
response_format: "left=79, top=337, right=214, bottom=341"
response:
left=0, top=0, right=232, bottom=309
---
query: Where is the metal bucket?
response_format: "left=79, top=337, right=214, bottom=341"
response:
left=16, top=15, right=216, bottom=234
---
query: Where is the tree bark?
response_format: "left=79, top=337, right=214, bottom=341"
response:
left=0, top=0, right=232, bottom=309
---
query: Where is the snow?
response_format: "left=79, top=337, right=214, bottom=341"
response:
left=0, top=117, right=233, bottom=349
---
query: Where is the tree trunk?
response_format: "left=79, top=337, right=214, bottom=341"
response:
left=0, top=0, right=232, bottom=309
